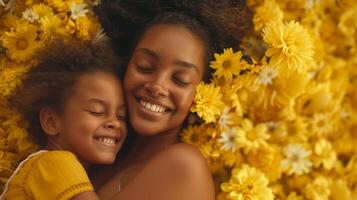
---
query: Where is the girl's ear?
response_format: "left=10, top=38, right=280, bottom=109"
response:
left=39, top=107, right=61, bottom=136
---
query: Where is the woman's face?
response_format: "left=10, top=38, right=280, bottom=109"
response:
left=124, top=24, right=206, bottom=136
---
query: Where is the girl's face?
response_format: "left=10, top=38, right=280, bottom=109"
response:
left=53, top=72, right=127, bottom=166
left=124, top=24, right=206, bottom=136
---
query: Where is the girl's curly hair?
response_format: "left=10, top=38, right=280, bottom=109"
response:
left=95, top=0, right=253, bottom=71
left=9, top=40, right=121, bottom=147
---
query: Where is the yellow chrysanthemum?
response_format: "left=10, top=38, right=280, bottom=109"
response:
left=338, top=7, right=357, bottom=37
left=263, top=21, right=314, bottom=74
left=304, top=176, right=331, bottom=200
left=313, top=139, right=336, bottom=170
left=40, top=15, right=68, bottom=39
left=32, top=3, right=54, bottom=19
left=221, top=164, right=274, bottom=200
left=240, top=119, right=270, bottom=154
left=44, top=0, right=69, bottom=12
left=190, top=82, right=225, bottom=123
left=253, top=0, right=284, bottom=31
left=75, top=15, right=100, bottom=40
left=330, top=179, right=352, bottom=200
left=0, top=64, right=30, bottom=98
left=181, top=125, right=207, bottom=146
left=210, top=48, right=250, bottom=82
left=246, top=145, right=283, bottom=182
left=2, top=23, right=40, bottom=62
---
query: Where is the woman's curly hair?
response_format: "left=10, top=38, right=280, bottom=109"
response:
left=95, top=0, right=253, bottom=71
left=9, top=40, right=121, bottom=147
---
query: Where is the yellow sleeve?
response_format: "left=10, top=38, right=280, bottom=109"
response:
left=26, top=151, right=93, bottom=200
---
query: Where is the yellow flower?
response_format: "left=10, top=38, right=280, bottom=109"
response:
left=32, top=3, right=54, bottom=19
left=263, top=21, right=314, bottom=74
left=2, top=23, right=40, bottom=62
left=246, top=145, right=283, bottom=182
left=253, top=0, right=284, bottom=31
left=221, top=164, right=274, bottom=200
left=40, top=15, right=68, bottom=39
left=313, top=139, right=336, bottom=170
left=241, top=119, right=270, bottom=154
left=75, top=15, right=100, bottom=40
left=304, top=176, right=331, bottom=200
left=210, top=48, right=250, bottom=82
left=330, top=179, right=352, bottom=200
left=45, top=0, right=69, bottom=12
left=338, top=7, right=357, bottom=37
left=190, top=82, right=225, bottom=123
left=0, top=64, right=30, bottom=99
left=181, top=125, right=207, bottom=146
left=309, top=113, right=335, bottom=137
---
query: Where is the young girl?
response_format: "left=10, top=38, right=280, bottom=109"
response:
left=0, top=40, right=127, bottom=200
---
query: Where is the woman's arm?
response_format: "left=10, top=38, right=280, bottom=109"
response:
left=70, top=191, right=100, bottom=200
left=108, top=143, right=215, bottom=200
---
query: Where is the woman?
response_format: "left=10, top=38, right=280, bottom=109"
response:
left=91, top=1, right=252, bottom=199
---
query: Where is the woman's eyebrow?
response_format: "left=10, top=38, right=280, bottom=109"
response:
left=174, top=60, right=199, bottom=72
left=135, top=48, right=159, bottom=60
left=135, top=48, right=199, bottom=72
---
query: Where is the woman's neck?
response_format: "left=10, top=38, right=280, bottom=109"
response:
left=128, top=130, right=180, bottom=164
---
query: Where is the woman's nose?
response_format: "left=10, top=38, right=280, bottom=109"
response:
left=144, top=81, right=169, bottom=97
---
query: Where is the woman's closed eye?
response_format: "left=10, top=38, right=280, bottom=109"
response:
left=173, top=76, right=190, bottom=86
left=136, top=63, right=155, bottom=73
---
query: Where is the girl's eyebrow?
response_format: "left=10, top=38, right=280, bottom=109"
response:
left=88, top=98, right=126, bottom=112
left=135, top=48, right=199, bottom=72
left=87, top=98, right=106, bottom=105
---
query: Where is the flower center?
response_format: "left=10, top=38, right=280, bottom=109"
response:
left=190, top=133, right=199, bottom=143
left=222, top=60, right=231, bottom=69
left=291, top=154, right=300, bottom=162
left=16, top=39, right=28, bottom=50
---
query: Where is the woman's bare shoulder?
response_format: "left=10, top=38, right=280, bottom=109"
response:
left=113, top=143, right=215, bottom=200
left=158, top=143, right=209, bottom=170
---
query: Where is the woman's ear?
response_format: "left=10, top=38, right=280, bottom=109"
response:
left=39, top=107, right=61, bottom=136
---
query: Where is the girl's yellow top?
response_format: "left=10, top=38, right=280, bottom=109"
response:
left=0, top=150, right=93, bottom=200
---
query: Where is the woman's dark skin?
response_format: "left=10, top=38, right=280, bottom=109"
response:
left=92, top=24, right=215, bottom=200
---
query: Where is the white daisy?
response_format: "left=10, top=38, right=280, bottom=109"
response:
left=70, top=1, right=89, bottom=20
left=218, top=107, right=234, bottom=130
left=91, top=28, right=109, bottom=45
left=257, top=66, right=278, bottom=85
left=22, top=8, right=40, bottom=23
left=281, top=143, right=312, bottom=175
left=218, top=127, right=246, bottom=152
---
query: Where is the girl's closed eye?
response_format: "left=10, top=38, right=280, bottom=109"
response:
left=87, top=110, right=105, bottom=116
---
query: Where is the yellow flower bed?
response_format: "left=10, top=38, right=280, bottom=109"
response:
left=1, top=0, right=357, bottom=199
